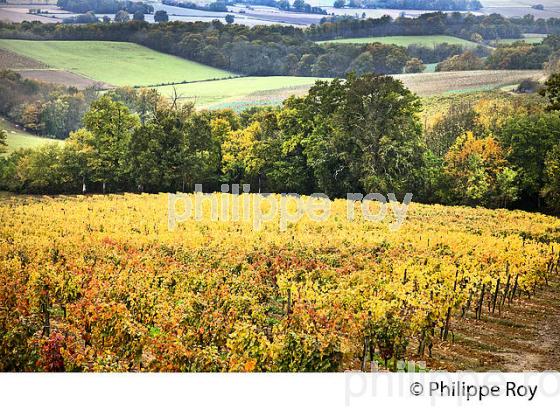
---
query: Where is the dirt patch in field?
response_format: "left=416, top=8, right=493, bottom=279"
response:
left=422, top=277, right=560, bottom=371
left=16, top=69, right=112, bottom=90
left=0, top=47, right=47, bottom=70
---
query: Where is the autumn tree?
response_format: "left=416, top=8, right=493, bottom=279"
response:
left=115, top=10, right=130, bottom=22
left=540, top=73, right=560, bottom=112
left=81, top=96, right=140, bottom=192
left=498, top=113, right=560, bottom=208
left=129, top=103, right=193, bottom=192
left=154, top=10, right=169, bottom=23
left=542, top=144, right=560, bottom=213
left=405, top=58, right=426, bottom=73
left=443, top=132, right=518, bottom=207
left=426, top=102, right=479, bottom=157
left=222, top=121, right=265, bottom=189
left=436, top=51, right=485, bottom=72
left=0, top=129, right=7, bottom=154
left=286, top=74, right=425, bottom=197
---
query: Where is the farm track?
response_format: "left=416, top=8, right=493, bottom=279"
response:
left=429, top=276, right=560, bottom=371
left=497, top=278, right=560, bottom=371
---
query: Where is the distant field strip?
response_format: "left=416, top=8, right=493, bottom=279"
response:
left=317, top=35, right=480, bottom=48
left=0, top=40, right=235, bottom=87
left=153, top=76, right=324, bottom=108
left=154, top=70, right=543, bottom=109
left=494, top=34, right=548, bottom=45
left=394, top=70, right=544, bottom=96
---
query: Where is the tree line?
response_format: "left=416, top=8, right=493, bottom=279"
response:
left=161, top=0, right=229, bottom=13
left=1, top=73, right=559, bottom=214
left=3, top=17, right=557, bottom=77
left=0, top=71, right=98, bottom=139
left=0, top=20, right=440, bottom=77
left=434, top=35, right=560, bottom=71
left=57, top=0, right=154, bottom=14
left=312, top=12, right=560, bottom=41
left=356, top=0, right=483, bottom=11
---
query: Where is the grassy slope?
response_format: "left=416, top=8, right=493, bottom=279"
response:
left=0, top=40, right=235, bottom=87
left=317, top=35, right=480, bottom=48
left=153, top=76, right=324, bottom=107
left=1, top=118, right=63, bottom=156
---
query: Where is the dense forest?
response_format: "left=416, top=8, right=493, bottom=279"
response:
left=1, top=72, right=559, bottom=214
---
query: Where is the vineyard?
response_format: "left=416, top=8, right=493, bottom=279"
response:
left=1, top=193, right=559, bottom=372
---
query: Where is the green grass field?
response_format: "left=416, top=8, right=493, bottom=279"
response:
left=0, top=40, right=235, bottom=87
left=493, top=35, right=547, bottom=45
left=1, top=118, right=63, bottom=156
left=153, top=76, right=324, bottom=108
left=317, top=35, right=480, bottom=48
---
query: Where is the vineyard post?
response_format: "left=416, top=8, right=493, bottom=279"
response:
left=463, top=291, right=473, bottom=318
left=41, top=284, right=50, bottom=337
left=443, top=270, right=458, bottom=341
left=492, top=278, right=500, bottom=314
left=418, top=329, right=426, bottom=357
left=361, top=336, right=369, bottom=372
left=509, top=274, right=519, bottom=304
left=502, top=265, right=511, bottom=308
left=476, top=284, right=485, bottom=320
left=369, top=337, right=375, bottom=371
left=286, top=288, right=292, bottom=316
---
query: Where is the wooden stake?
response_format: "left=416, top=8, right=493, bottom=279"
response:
left=476, top=284, right=485, bottom=320
left=492, top=278, right=500, bottom=314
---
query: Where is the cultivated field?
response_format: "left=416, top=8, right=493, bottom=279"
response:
left=0, top=40, right=235, bottom=87
left=0, top=48, right=47, bottom=70
left=317, top=35, right=480, bottom=48
left=0, top=5, right=57, bottom=23
left=0, top=193, right=558, bottom=371
left=0, top=117, right=63, bottom=155
left=156, top=70, right=543, bottom=110
left=481, top=0, right=560, bottom=18
left=17, top=69, right=110, bottom=89
left=394, top=70, right=544, bottom=96
left=154, top=76, right=323, bottom=108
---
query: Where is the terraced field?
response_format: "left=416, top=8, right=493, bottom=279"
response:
left=0, top=40, right=235, bottom=87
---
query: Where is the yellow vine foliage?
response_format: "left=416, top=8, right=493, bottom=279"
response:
left=0, top=193, right=558, bottom=371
